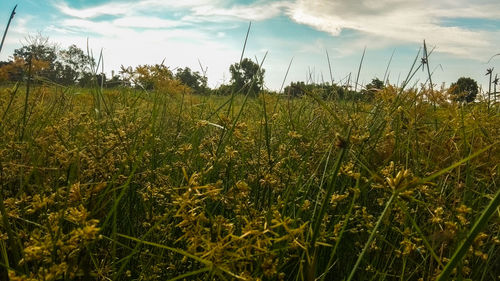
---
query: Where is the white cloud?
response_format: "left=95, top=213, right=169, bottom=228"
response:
left=4, top=0, right=499, bottom=90
left=112, top=17, right=181, bottom=29
left=60, top=19, right=128, bottom=37
left=55, top=0, right=289, bottom=23
left=286, top=0, right=500, bottom=58
left=187, top=1, right=289, bottom=21
left=54, top=1, right=131, bottom=18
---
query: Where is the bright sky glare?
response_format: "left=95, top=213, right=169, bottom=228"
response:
left=1, top=0, right=499, bottom=91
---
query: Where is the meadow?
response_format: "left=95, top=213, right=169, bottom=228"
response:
left=0, top=69, right=498, bottom=281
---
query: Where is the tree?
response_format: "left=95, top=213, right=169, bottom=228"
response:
left=13, top=34, right=58, bottom=81
left=365, top=78, right=384, bottom=91
left=229, top=58, right=264, bottom=95
left=448, top=77, right=478, bottom=103
left=362, top=77, right=384, bottom=101
left=11, top=35, right=92, bottom=85
left=0, top=58, right=24, bottom=82
left=175, top=67, right=208, bottom=94
left=57, top=44, right=92, bottom=85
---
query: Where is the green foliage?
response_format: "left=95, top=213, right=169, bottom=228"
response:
left=365, top=77, right=384, bottom=91
left=283, top=81, right=379, bottom=101
left=214, top=83, right=233, bottom=95
left=229, top=58, right=264, bottom=95
left=119, top=64, right=175, bottom=90
left=6, top=35, right=93, bottom=86
left=175, top=67, right=208, bottom=94
left=56, top=44, right=93, bottom=85
left=449, top=77, right=478, bottom=103
left=362, top=77, right=385, bottom=101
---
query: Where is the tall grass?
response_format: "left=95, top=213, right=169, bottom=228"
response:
left=0, top=16, right=499, bottom=281
left=0, top=74, right=499, bottom=280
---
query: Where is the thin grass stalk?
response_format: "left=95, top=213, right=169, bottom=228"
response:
left=486, top=68, right=493, bottom=110
left=215, top=52, right=268, bottom=159
left=326, top=49, right=334, bottom=86
left=1, top=82, right=20, bottom=125
left=400, top=256, right=407, bottom=281
left=383, top=49, right=396, bottom=86
left=493, top=74, right=498, bottom=106
left=118, top=234, right=244, bottom=280
left=302, top=88, right=347, bottom=131
left=176, top=89, right=186, bottom=136
left=396, top=200, right=444, bottom=268
left=227, top=21, right=252, bottom=117
left=0, top=5, right=17, bottom=55
left=346, top=191, right=397, bottom=281
left=272, top=56, right=293, bottom=116
left=423, top=40, right=438, bottom=130
left=114, top=210, right=175, bottom=279
left=0, top=240, right=8, bottom=278
left=211, top=22, right=252, bottom=157
left=310, top=136, right=349, bottom=250
left=435, top=186, right=500, bottom=281
left=0, top=163, right=27, bottom=274
left=479, top=229, right=499, bottom=281
left=319, top=183, right=358, bottom=281
left=402, top=45, right=436, bottom=93
left=20, top=54, right=33, bottom=141
left=167, top=267, right=211, bottom=281
left=260, top=91, right=272, bottom=169
left=423, top=40, right=434, bottom=93
left=0, top=184, right=21, bottom=273
left=354, top=47, right=366, bottom=92
left=309, top=144, right=335, bottom=232
left=401, top=47, right=421, bottom=91
left=279, top=57, right=294, bottom=95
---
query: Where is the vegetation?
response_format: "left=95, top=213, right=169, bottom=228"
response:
left=229, top=58, right=265, bottom=95
left=0, top=24, right=499, bottom=281
left=175, top=67, right=208, bottom=95
left=448, top=77, right=479, bottom=103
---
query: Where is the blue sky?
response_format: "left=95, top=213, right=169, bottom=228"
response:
left=1, top=0, right=500, bottom=91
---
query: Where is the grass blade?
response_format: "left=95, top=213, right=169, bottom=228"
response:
left=0, top=5, right=17, bottom=55
left=347, top=192, right=397, bottom=281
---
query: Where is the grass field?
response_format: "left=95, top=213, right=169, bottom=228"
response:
left=0, top=81, right=499, bottom=280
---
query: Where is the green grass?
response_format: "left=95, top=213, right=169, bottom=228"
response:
left=0, top=78, right=498, bottom=280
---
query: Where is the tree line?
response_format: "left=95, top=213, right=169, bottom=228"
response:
left=0, top=35, right=263, bottom=95
left=0, top=35, right=480, bottom=103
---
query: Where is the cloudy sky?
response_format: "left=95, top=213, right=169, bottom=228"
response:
left=1, top=0, right=499, bottom=90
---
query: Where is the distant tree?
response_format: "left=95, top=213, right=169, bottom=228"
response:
left=175, top=67, right=208, bottom=94
left=448, top=77, right=478, bottom=103
left=229, top=58, right=264, bottom=95
left=78, top=72, right=106, bottom=88
left=283, top=81, right=347, bottom=100
left=0, top=59, right=23, bottom=82
left=105, top=74, right=130, bottom=88
left=13, top=34, right=58, bottom=81
left=362, top=77, right=384, bottom=101
left=366, top=78, right=384, bottom=91
left=78, top=72, right=94, bottom=87
left=10, top=35, right=93, bottom=86
left=57, top=44, right=92, bottom=85
left=284, top=81, right=308, bottom=97
left=214, top=84, right=233, bottom=96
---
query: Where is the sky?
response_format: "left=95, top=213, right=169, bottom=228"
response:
left=1, top=0, right=500, bottom=91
